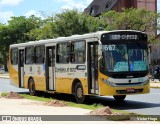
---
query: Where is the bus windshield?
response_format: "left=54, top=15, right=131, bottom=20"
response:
left=101, top=42, right=148, bottom=72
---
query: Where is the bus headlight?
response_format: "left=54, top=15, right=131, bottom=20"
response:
left=142, top=79, right=150, bottom=85
left=101, top=78, right=116, bottom=87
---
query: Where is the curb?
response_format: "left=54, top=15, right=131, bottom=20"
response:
left=150, top=83, right=160, bottom=88
left=0, top=76, right=10, bottom=79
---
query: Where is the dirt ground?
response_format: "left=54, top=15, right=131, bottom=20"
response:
left=44, top=100, right=68, bottom=107
left=89, top=106, right=121, bottom=115
left=4, top=92, right=23, bottom=99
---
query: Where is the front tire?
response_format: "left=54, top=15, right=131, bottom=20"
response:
left=74, top=82, right=85, bottom=103
left=28, top=78, right=36, bottom=96
left=113, top=95, right=126, bottom=102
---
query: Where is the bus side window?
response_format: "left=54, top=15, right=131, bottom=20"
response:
left=56, top=43, right=70, bottom=64
left=70, top=41, right=85, bottom=64
left=35, top=45, right=45, bottom=64
left=25, top=46, right=34, bottom=64
left=11, top=48, right=18, bottom=65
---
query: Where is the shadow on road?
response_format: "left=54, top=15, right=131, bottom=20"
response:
left=88, top=96, right=160, bottom=110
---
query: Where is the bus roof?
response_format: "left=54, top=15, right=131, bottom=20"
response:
left=10, top=30, right=146, bottom=48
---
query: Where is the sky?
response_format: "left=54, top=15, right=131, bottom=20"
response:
left=0, top=0, right=159, bottom=24
left=0, top=0, right=93, bottom=24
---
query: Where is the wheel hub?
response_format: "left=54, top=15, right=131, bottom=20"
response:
left=77, top=88, right=83, bottom=98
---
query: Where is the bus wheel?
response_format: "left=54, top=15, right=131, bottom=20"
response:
left=113, top=95, right=126, bottom=102
left=74, top=82, right=85, bottom=103
left=29, top=78, right=36, bottom=96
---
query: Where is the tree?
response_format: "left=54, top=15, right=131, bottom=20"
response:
left=27, top=21, right=54, bottom=41
left=0, top=24, right=11, bottom=70
left=52, top=9, right=100, bottom=37
left=0, top=15, right=43, bottom=71
left=99, top=8, right=159, bottom=42
left=8, top=15, right=42, bottom=43
left=27, top=9, right=101, bottom=39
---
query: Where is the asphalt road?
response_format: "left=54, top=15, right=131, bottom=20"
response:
left=0, top=78, right=28, bottom=93
left=0, top=78, right=160, bottom=115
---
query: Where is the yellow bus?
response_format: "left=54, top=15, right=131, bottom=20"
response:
left=9, top=30, right=150, bottom=103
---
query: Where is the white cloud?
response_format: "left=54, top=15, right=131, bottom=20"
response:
left=24, top=10, right=44, bottom=19
left=24, top=10, right=36, bottom=17
left=0, top=11, right=14, bottom=24
left=0, top=0, right=23, bottom=6
left=56, top=0, right=93, bottom=11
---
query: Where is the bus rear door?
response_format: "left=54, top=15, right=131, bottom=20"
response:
left=46, top=46, right=56, bottom=91
left=88, top=42, right=99, bottom=94
left=18, top=49, right=24, bottom=88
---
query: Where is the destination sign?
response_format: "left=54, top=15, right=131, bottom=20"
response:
left=110, top=34, right=138, bottom=40
left=101, top=32, right=147, bottom=41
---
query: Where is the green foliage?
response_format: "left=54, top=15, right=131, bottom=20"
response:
left=27, top=22, right=54, bottom=41
left=8, top=15, right=42, bottom=43
left=0, top=16, right=43, bottom=69
left=52, top=9, right=100, bottom=37
left=99, top=8, right=158, bottom=42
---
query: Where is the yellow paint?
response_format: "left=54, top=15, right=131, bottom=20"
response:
left=24, top=76, right=46, bottom=91
left=99, top=72, right=150, bottom=96
left=55, top=77, right=88, bottom=95
left=9, top=50, right=19, bottom=87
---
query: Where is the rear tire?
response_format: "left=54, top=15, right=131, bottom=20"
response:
left=74, top=82, right=85, bottom=103
left=113, top=95, right=126, bottom=102
left=28, top=78, right=36, bottom=96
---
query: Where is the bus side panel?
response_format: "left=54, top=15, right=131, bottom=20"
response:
left=55, top=77, right=88, bottom=95
left=55, top=64, right=88, bottom=95
left=24, top=64, right=46, bottom=91
left=9, top=64, right=19, bottom=87
left=99, top=72, right=150, bottom=96
left=33, top=64, right=46, bottom=91
left=55, top=64, right=70, bottom=93
left=9, top=49, right=19, bottom=87
left=56, top=78, right=72, bottom=94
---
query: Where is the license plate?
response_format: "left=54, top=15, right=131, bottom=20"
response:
left=126, top=88, right=135, bottom=92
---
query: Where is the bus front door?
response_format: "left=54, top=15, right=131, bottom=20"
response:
left=18, top=49, right=24, bottom=88
left=88, top=42, right=99, bottom=94
left=46, top=46, right=55, bottom=91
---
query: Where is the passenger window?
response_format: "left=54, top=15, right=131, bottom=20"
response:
left=71, top=41, right=86, bottom=63
left=56, top=43, right=70, bottom=63
left=25, top=46, right=34, bottom=64
left=11, top=48, right=18, bottom=65
left=35, top=45, right=45, bottom=64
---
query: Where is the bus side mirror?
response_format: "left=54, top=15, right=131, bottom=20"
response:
left=98, top=40, right=102, bottom=60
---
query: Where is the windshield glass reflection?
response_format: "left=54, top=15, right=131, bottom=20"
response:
left=100, top=43, right=148, bottom=72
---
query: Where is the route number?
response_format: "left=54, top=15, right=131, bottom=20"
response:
left=104, top=45, right=116, bottom=51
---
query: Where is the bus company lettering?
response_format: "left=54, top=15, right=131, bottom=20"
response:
left=56, top=67, right=69, bottom=73
left=70, top=68, right=76, bottom=72
left=56, top=67, right=77, bottom=73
